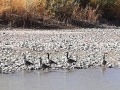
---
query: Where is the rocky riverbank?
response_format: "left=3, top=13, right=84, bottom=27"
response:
left=0, top=29, right=120, bottom=73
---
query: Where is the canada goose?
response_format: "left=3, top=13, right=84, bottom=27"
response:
left=66, top=52, right=77, bottom=66
left=39, top=57, right=51, bottom=70
left=102, top=53, right=108, bottom=67
left=24, top=60, right=34, bottom=66
left=41, top=63, right=51, bottom=70
left=47, top=53, right=57, bottom=66
left=23, top=54, right=34, bottom=69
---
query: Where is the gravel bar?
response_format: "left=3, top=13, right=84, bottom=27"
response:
left=0, top=28, right=120, bottom=73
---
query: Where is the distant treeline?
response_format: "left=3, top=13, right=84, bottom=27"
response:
left=0, top=0, right=120, bottom=28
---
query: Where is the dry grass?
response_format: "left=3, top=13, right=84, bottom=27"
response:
left=72, top=4, right=101, bottom=23
left=91, top=0, right=120, bottom=21
left=0, top=0, right=47, bottom=27
left=0, top=0, right=120, bottom=27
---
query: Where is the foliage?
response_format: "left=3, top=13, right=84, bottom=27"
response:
left=0, top=0, right=120, bottom=27
left=91, top=0, right=120, bottom=20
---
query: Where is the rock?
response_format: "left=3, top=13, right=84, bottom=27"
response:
left=0, top=29, right=120, bottom=73
left=107, top=64, right=114, bottom=68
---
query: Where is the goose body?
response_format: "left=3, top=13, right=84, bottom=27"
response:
left=66, top=52, right=76, bottom=64
left=39, top=57, right=51, bottom=70
left=47, top=53, right=57, bottom=65
left=25, top=60, right=33, bottom=66
left=41, top=63, right=51, bottom=70
left=67, top=58, right=76, bottom=64
left=102, top=60, right=107, bottom=66
left=23, top=54, right=34, bottom=69
left=49, top=60, right=57, bottom=65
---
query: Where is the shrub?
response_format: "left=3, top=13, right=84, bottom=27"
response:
left=52, top=0, right=74, bottom=23
left=0, top=0, right=120, bottom=27
left=0, top=0, right=46, bottom=27
left=72, top=4, right=101, bottom=23
left=91, top=0, right=120, bottom=21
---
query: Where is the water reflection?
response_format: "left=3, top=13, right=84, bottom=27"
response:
left=101, top=67, right=107, bottom=75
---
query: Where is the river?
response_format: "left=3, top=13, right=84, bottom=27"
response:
left=0, top=68, right=120, bottom=90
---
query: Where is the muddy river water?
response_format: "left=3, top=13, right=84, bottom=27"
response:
left=0, top=68, right=120, bottom=90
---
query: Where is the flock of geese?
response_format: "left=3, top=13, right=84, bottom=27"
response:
left=0, top=52, right=108, bottom=74
left=24, top=52, right=108, bottom=71
left=24, top=52, right=77, bottom=70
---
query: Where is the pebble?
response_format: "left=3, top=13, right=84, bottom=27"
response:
left=0, top=29, right=120, bottom=73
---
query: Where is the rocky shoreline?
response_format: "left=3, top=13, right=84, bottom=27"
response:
left=0, top=29, right=120, bottom=74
